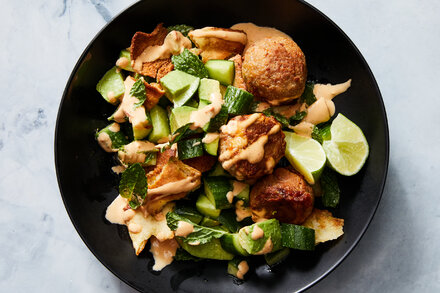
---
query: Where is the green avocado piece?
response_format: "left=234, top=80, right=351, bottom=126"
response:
left=238, top=219, right=282, bottom=255
left=96, top=66, right=125, bottom=104
left=160, top=70, right=200, bottom=107
left=169, top=106, right=197, bottom=133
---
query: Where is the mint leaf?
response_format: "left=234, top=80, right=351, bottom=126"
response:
left=171, top=123, right=199, bottom=144
left=299, top=82, right=316, bottom=106
left=166, top=212, right=227, bottom=245
left=119, top=163, right=147, bottom=209
left=289, top=111, right=307, bottom=125
left=167, top=24, right=194, bottom=37
left=321, top=168, right=340, bottom=208
left=171, top=49, right=208, bottom=79
left=130, top=79, right=147, bottom=108
left=262, top=108, right=290, bottom=129
left=312, top=123, right=331, bottom=144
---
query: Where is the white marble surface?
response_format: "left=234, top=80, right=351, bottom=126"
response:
left=0, top=0, right=439, bottom=292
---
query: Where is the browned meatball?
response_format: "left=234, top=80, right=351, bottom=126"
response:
left=250, top=168, right=314, bottom=224
left=242, top=37, right=307, bottom=105
left=218, top=113, right=285, bottom=181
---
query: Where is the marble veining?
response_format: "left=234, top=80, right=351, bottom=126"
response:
left=0, top=0, right=439, bottom=292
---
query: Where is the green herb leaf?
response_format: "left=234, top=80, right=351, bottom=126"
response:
left=144, top=152, right=157, bottom=165
left=166, top=212, right=227, bottom=245
left=262, top=108, right=290, bottom=129
left=171, top=123, right=199, bottom=144
left=171, top=49, right=209, bottom=79
left=320, top=168, right=340, bottom=208
left=174, top=248, right=202, bottom=262
left=119, top=163, right=147, bottom=209
left=167, top=24, right=194, bottom=37
left=289, top=111, right=307, bottom=126
left=130, top=79, right=147, bottom=108
left=299, top=82, right=316, bottom=106
left=311, top=123, right=331, bottom=144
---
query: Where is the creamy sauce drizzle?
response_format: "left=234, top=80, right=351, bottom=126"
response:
left=175, top=221, right=194, bottom=237
left=133, top=31, right=191, bottom=71
left=148, top=176, right=200, bottom=197
left=128, top=223, right=142, bottom=234
left=122, top=209, right=136, bottom=222
left=226, top=181, right=247, bottom=204
left=202, top=132, right=219, bottom=144
left=111, top=165, right=126, bottom=174
left=108, top=122, right=120, bottom=132
left=105, top=195, right=128, bottom=225
left=235, top=200, right=252, bottom=222
left=189, top=27, right=247, bottom=44
left=251, top=224, right=264, bottom=240
left=313, top=79, right=351, bottom=100
left=231, top=23, right=291, bottom=52
left=150, top=237, right=179, bottom=271
left=292, top=121, right=314, bottom=138
left=255, top=238, right=273, bottom=255
left=118, top=140, right=156, bottom=164
left=190, top=92, right=223, bottom=130
left=220, top=113, right=260, bottom=135
left=116, top=56, right=130, bottom=68
left=107, top=91, right=116, bottom=104
left=236, top=261, right=249, bottom=279
left=304, top=98, right=335, bottom=125
left=97, top=132, right=114, bottom=153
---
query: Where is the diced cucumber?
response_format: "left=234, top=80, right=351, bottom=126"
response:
left=184, top=98, right=199, bottom=108
left=178, top=238, right=234, bottom=260
left=233, top=181, right=250, bottom=206
left=196, top=194, right=221, bottom=219
left=95, top=123, right=128, bottom=152
left=199, top=78, right=221, bottom=101
left=117, top=49, right=134, bottom=72
left=208, top=162, right=232, bottom=177
left=203, top=133, right=219, bottom=156
left=205, top=60, right=235, bottom=86
left=160, top=70, right=200, bottom=107
left=227, top=258, right=247, bottom=278
left=200, top=217, right=220, bottom=227
left=204, top=177, right=233, bottom=209
left=280, top=223, right=315, bottom=251
left=132, top=111, right=152, bottom=140
left=238, top=219, right=282, bottom=255
left=177, top=138, right=203, bottom=160
left=169, top=106, right=197, bottom=133
left=218, top=209, right=241, bottom=233
left=148, top=105, right=170, bottom=143
left=96, top=66, right=125, bottom=104
left=221, top=233, right=249, bottom=256
left=174, top=204, right=203, bottom=225
left=264, top=247, right=290, bottom=266
left=203, top=105, right=229, bottom=132
left=223, top=86, right=254, bottom=115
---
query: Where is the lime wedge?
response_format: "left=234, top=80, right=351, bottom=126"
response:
left=322, top=114, right=369, bottom=176
left=284, top=132, right=326, bottom=184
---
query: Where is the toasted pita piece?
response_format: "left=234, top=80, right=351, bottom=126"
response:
left=188, top=27, right=247, bottom=62
left=303, top=209, right=344, bottom=244
left=144, top=82, right=165, bottom=110
left=127, top=202, right=175, bottom=255
left=183, top=155, right=217, bottom=173
left=229, top=54, right=246, bottom=90
left=146, top=157, right=201, bottom=215
left=130, top=23, right=171, bottom=79
left=156, top=59, right=174, bottom=81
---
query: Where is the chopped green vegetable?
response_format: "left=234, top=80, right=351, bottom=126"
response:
left=174, top=203, right=203, bottom=225
left=148, top=105, right=171, bottom=143
left=238, top=219, right=282, bottom=255
left=223, top=86, right=254, bottom=115
left=118, top=49, right=134, bottom=72
left=320, top=168, right=340, bottom=208
left=200, top=217, right=221, bottom=227
left=218, top=209, right=241, bottom=233
left=166, top=212, right=227, bottom=245
left=205, top=60, right=235, bottom=86
left=289, top=110, right=307, bottom=125
left=221, top=234, right=249, bottom=256
left=299, top=82, right=317, bottom=106
left=178, top=238, right=234, bottom=260
left=171, top=123, right=199, bottom=144
left=96, top=66, right=125, bottom=104
left=119, top=163, right=147, bottom=209
left=172, top=49, right=209, bottom=79
left=280, top=223, right=315, bottom=251
left=95, top=123, right=128, bottom=151
left=196, top=194, right=221, bottom=219
left=167, top=24, right=194, bottom=37
left=174, top=248, right=202, bottom=262
left=264, top=247, right=290, bottom=266
left=129, top=79, right=147, bottom=108
left=160, top=70, right=200, bottom=107
left=204, top=177, right=233, bottom=209
left=177, top=138, right=204, bottom=160
left=311, top=123, right=331, bottom=144
left=227, top=258, right=247, bottom=278
left=262, top=108, right=290, bottom=129
left=169, top=106, right=197, bottom=133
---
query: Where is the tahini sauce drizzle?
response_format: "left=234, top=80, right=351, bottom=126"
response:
left=189, top=27, right=247, bottom=44
left=231, top=23, right=291, bottom=52
left=175, top=221, right=194, bottom=237
left=251, top=224, right=264, bottom=240
left=105, top=195, right=128, bottom=225
left=148, top=176, right=200, bottom=197
left=202, top=132, right=220, bottom=144
left=133, top=31, right=191, bottom=71
left=149, top=237, right=179, bottom=271
left=226, top=181, right=247, bottom=204
left=116, top=56, right=130, bottom=68
left=255, top=238, right=273, bottom=255
left=97, top=132, right=114, bottom=153
left=236, top=261, right=249, bottom=279
left=190, top=92, right=223, bottom=130
left=118, top=141, right=156, bottom=164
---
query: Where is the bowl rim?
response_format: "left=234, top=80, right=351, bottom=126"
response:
left=54, top=0, right=389, bottom=292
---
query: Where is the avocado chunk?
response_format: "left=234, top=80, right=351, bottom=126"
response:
left=238, top=219, right=282, bottom=255
left=160, top=70, right=200, bottom=107
left=96, top=66, right=125, bottom=104
left=205, top=60, right=235, bottom=86
left=178, top=238, right=234, bottom=260
left=198, top=78, right=221, bottom=105
left=169, top=106, right=197, bottom=133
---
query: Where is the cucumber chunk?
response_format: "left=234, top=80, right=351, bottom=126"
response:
left=221, top=233, right=249, bottom=256
left=96, top=66, right=125, bottom=104
left=200, top=217, right=220, bottom=227
left=264, top=247, right=290, bottom=266
left=196, top=194, right=221, bottom=219
left=203, top=105, right=228, bottom=132
left=204, top=177, right=233, bottom=209
left=208, top=162, right=232, bottom=177
left=217, top=209, right=241, bottom=233
left=223, top=86, right=254, bottom=115
left=169, top=106, right=197, bottom=133
left=227, top=258, right=248, bottom=279
left=232, top=181, right=250, bottom=206
left=132, top=111, right=152, bottom=140
left=199, top=78, right=221, bottom=101
left=205, top=60, right=235, bottom=86
left=203, top=133, right=219, bottom=156
left=174, top=204, right=203, bottom=225
left=96, top=123, right=128, bottom=152
left=177, top=138, right=203, bottom=160
left=160, top=70, right=200, bottom=107
left=117, top=49, right=134, bottom=72
left=238, top=219, right=282, bottom=255
left=148, top=105, right=170, bottom=143
left=178, top=238, right=234, bottom=260
left=280, top=223, right=315, bottom=251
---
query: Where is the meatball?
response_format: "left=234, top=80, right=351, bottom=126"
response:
left=242, top=37, right=307, bottom=105
left=250, top=168, right=314, bottom=224
left=219, top=113, right=285, bottom=180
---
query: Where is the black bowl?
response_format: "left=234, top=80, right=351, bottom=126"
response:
left=55, top=0, right=389, bottom=292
